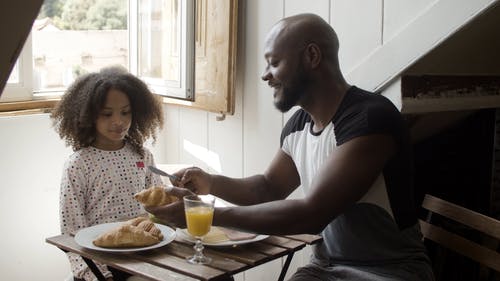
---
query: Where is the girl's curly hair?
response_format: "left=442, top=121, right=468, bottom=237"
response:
left=51, top=66, right=164, bottom=156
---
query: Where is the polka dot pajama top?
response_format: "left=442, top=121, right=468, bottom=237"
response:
left=59, top=143, right=163, bottom=280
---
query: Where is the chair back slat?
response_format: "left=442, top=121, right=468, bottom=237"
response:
left=422, top=194, right=500, bottom=240
left=419, top=220, right=500, bottom=272
left=421, top=194, right=500, bottom=273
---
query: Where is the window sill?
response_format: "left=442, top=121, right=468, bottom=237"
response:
left=0, top=95, right=190, bottom=117
left=0, top=99, right=59, bottom=116
left=0, top=97, right=184, bottom=117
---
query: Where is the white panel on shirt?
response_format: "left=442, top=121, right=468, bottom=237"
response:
left=282, top=121, right=394, bottom=219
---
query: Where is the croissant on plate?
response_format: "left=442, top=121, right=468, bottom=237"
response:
left=134, top=186, right=178, bottom=207
left=125, top=216, right=163, bottom=240
left=93, top=217, right=163, bottom=248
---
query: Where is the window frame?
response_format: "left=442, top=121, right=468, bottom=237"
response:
left=1, top=0, right=238, bottom=118
left=129, top=0, right=195, bottom=100
left=1, top=34, right=33, bottom=103
left=2, top=0, right=194, bottom=102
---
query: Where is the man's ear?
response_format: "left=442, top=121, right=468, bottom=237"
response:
left=304, top=43, right=321, bottom=68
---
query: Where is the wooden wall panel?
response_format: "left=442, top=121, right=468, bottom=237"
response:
left=178, top=107, right=209, bottom=169
left=331, top=0, right=383, bottom=75
left=207, top=103, right=243, bottom=176
left=163, top=104, right=182, bottom=164
left=242, top=0, right=284, bottom=179
left=285, top=0, right=330, bottom=19
left=383, top=0, right=436, bottom=43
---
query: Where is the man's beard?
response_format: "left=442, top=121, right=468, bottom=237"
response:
left=274, top=68, right=309, bottom=113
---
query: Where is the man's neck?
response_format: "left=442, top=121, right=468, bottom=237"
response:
left=304, top=82, right=351, bottom=132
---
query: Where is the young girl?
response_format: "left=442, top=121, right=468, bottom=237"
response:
left=51, top=66, right=165, bottom=281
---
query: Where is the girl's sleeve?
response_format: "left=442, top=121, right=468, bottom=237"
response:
left=59, top=157, right=112, bottom=280
left=59, top=157, right=88, bottom=235
left=144, top=149, right=164, bottom=187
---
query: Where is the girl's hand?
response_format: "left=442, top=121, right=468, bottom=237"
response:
left=175, top=167, right=213, bottom=195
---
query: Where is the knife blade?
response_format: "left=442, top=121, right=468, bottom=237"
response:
left=148, top=166, right=179, bottom=182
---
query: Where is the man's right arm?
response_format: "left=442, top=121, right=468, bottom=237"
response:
left=178, top=149, right=301, bottom=206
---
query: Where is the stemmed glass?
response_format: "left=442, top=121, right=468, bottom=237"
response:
left=183, top=194, right=215, bottom=264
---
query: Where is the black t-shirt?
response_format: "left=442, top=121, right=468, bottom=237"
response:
left=281, top=86, right=428, bottom=266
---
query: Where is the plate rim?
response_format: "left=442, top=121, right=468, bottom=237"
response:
left=176, top=227, right=269, bottom=247
left=74, top=221, right=176, bottom=252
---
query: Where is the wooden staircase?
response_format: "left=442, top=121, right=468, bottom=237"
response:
left=344, top=0, right=500, bottom=113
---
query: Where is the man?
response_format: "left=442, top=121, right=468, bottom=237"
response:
left=147, top=13, right=433, bottom=280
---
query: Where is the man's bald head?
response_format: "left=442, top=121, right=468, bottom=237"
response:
left=261, top=13, right=348, bottom=112
left=265, top=13, right=340, bottom=64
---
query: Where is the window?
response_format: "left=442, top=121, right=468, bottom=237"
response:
left=1, top=0, right=237, bottom=116
left=131, top=0, right=194, bottom=100
left=2, top=0, right=194, bottom=102
left=2, top=34, right=33, bottom=102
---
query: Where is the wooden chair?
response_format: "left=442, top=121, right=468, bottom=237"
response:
left=420, top=194, right=500, bottom=280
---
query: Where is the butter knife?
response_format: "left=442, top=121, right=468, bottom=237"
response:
left=148, top=165, right=179, bottom=182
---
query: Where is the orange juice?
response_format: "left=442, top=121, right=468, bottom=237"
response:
left=185, top=206, right=214, bottom=237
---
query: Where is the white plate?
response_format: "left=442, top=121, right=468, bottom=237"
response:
left=176, top=228, right=269, bottom=247
left=74, top=222, right=176, bottom=252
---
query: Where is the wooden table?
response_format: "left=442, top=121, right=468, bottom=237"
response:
left=46, top=232, right=321, bottom=281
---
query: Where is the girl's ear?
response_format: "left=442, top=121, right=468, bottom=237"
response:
left=303, top=43, right=321, bottom=69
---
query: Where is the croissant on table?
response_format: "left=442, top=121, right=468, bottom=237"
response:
left=126, top=216, right=164, bottom=240
left=134, top=186, right=178, bottom=207
left=93, top=217, right=163, bottom=248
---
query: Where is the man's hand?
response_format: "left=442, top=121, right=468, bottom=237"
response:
left=174, top=167, right=213, bottom=195
left=145, top=187, right=195, bottom=228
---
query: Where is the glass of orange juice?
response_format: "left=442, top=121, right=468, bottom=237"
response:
left=183, top=194, right=215, bottom=264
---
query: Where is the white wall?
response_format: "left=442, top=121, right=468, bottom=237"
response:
left=0, top=113, right=168, bottom=281
left=0, top=0, right=488, bottom=280
left=0, top=114, right=71, bottom=281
